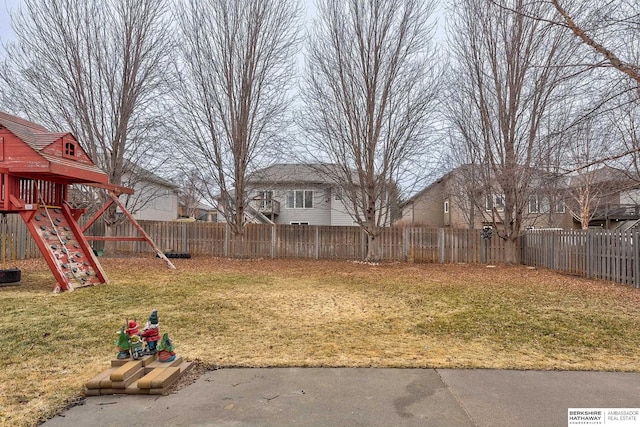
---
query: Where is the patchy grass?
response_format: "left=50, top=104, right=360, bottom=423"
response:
left=2, top=256, right=640, bottom=426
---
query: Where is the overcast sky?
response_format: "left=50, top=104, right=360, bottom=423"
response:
left=0, top=0, right=18, bottom=46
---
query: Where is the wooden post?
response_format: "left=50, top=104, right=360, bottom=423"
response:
left=634, top=231, right=640, bottom=288
left=403, top=227, right=409, bottom=262
left=224, top=223, right=229, bottom=257
left=182, top=222, right=188, bottom=253
left=438, top=228, right=445, bottom=264
left=271, top=224, right=276, bottom=259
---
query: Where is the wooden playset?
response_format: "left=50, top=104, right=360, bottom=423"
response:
left=0, top=111, right=174, bottom=292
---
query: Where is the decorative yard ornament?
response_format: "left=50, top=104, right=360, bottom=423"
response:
left=141, top=310, right=160, bottom=354
left=157, top=333, right=176, bottom=363
left=130, top=335, right=145, bottom=360
left=125, top=319, right=140, bottom=337
left=115, top=326, right=131, bottom=359
left=481, top=226, right=493, bottom=240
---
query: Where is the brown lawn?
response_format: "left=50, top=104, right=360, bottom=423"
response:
left=1, top=256, right=640, bottom=426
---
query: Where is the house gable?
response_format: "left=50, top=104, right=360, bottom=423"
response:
left=0, top=111, right=108, bottom=185
left=40, top=133, right=96, bottom=166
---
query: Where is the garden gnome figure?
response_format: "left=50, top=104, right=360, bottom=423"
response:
left=130, top=335, right=145, bottom=360
left=141, top=310, right=160, bottom=354
left=125, top=319, right=139, bottom=337
left=157, top=332, right=176, bottom=363
left=115, top=326, right=131, bottom=359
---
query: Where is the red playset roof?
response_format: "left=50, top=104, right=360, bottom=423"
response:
left=0, top=111, right=109, bottom=186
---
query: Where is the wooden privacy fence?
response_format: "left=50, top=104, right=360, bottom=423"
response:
left=6, top=215, right=639, bottom=287
left=2, top=217, right=507, bottom=264
left=108, top=222, right=507, bottom=263
left=0, top=213, right=40, bottom=261
left=523, top=229, right=640, bottom=287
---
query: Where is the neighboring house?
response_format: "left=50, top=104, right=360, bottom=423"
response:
left=243, top=163, right=359, bottom=226
left=569, top=166, right=640, bottom=230
left=178, top=201, right=217, bottom=222
left=398, top=165, right=573, bottom=229
left=124, top=164, right=179, bottom=222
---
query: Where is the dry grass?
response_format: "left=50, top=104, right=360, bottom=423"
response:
left=2, top=256, right=640, bottom=426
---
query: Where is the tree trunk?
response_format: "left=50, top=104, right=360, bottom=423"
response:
left=365, top=233, right=381, bottom=262
left=230, top=228, right=245, bottom=258
left=504, top=236, right=521, bottom=264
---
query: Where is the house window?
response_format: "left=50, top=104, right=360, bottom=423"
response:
left=539, top=197, right=550, bottom=213
left=556, top=199, right=566, bottom=213
left=286, top=190, right=313, bottom=209
left=529, top=195, right=539, bottom=214
left=485, top=194, right=505, bottom=212
left=444, top=199, right=449, bottom=214
left=63, top=141, right=76, bottom=159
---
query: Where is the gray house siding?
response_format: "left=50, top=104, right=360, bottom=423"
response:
left=277, top=187, right=331, bottom=225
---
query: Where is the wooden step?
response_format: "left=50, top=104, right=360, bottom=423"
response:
left=144, top=355, right=183, bottom=373
left=111, top=354, right=156, bottom=368
left=111, top=368, right=145, bottom=389
left=110, top=360, right=144, bottom=382
left=85, top=368, right=116, bottom=390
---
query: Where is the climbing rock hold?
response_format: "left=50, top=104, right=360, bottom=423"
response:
left=40, top=225, right=47, bottom=231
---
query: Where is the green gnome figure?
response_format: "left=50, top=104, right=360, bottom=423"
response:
left=130, top=335, right=145, bottom=360
left=157, top=332, right=176, bottom=363
left=115, top=326, right=131, bottom=359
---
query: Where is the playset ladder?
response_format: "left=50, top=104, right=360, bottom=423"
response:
left=21, top=204, right=108, bottom=292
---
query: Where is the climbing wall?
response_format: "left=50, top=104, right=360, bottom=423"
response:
left=22, top=205, right=108, bottom=292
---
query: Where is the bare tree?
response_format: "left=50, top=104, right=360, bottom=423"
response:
left=549, top=0, right=640, bottom=84
left=176, top=168, right=207, bottom=219
left=446, top=0, right=577, bottom=262
left=561, top=117, right=614, bottom=228
left=302, top=0, right=441, bottom=261
left=0, top=0, right=173, bottom=231
left=172, top=0, right=301, bottom=253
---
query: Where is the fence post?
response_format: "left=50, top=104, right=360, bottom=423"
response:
left=438, top=228, right=445, bottom=263
left=271, top=224, right=276, bottom=259
left=403, top=227, right=409, bottom=261
left=586, top=231, right=592, bottom=279
left=224, top=223, right=229, bottom=257
left=315, top=226, right=320, bottom=259
left=634, top=231, right=640, bottom=288
left=182, top=223, right=188, bottom=253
